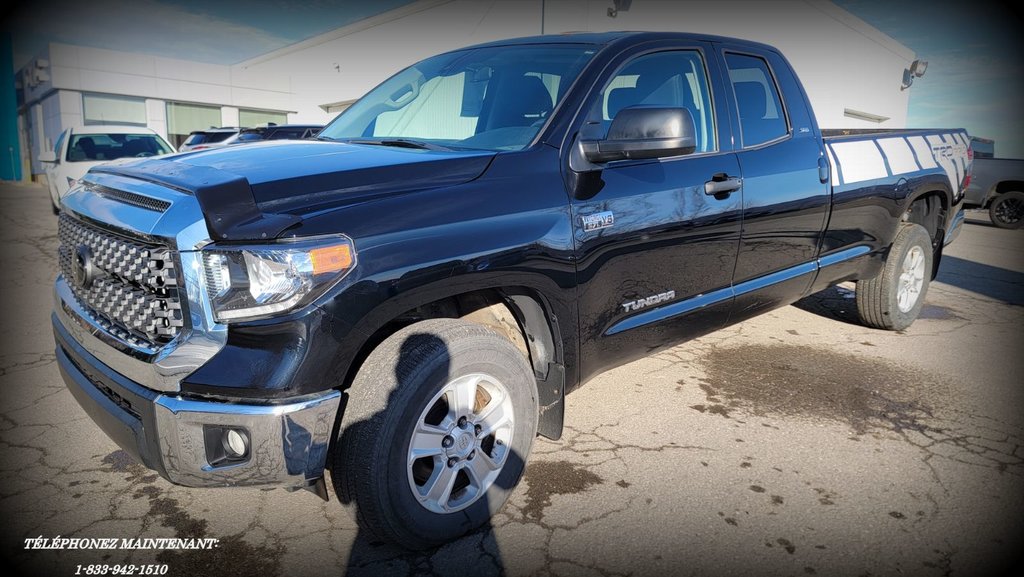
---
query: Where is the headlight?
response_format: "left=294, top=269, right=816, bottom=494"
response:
left=201, top=235, right=355, bottom=322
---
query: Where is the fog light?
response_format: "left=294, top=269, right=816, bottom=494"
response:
left=223, top=429, right=248, bottom=458
left=203, top=425, right=251, bottom=466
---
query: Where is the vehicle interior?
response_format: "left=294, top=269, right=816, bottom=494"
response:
left=319, top=45, right=597, bottom=151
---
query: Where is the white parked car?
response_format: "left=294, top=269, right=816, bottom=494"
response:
left=38, top=125, right=175, bottom=213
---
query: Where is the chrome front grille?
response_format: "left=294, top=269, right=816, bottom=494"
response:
left=58, top=213, right=185, bottom=348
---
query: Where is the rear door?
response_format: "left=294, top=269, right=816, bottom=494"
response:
left=715, top=45, right=830, bottom=321
left=568, top=42, right=743, bottom=382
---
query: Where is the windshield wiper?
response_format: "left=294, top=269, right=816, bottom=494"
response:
left=346, top=138, right=452, bottom=151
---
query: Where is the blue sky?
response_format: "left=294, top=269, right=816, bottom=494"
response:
left=834, top=0, right=1024, bottom=157
left=4, top=0, right=1022, bottom=157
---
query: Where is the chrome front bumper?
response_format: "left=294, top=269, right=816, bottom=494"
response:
left=54, top=312, right=341, bottom=489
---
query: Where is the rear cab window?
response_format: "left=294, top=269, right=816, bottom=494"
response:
left=724, top=52, right=789, bottom=147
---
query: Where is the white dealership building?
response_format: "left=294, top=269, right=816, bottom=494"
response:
left=17, top=0, right=917, bottom=179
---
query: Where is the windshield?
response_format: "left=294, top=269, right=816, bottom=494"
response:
left=66, top=133, right=174, bottom=161
left=318, top=44, right=597, bottom=152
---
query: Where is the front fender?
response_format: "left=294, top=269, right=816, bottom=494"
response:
left=182, top=149, right=580, bottom=419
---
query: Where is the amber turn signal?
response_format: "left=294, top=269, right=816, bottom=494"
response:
left=310, top=244, right=354, bottom=274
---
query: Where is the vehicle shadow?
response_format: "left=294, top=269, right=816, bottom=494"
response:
left=342, top=523, right=504, bottom=576
left=933, top=255, right=1024, bottom=306
left=964, top=214, right=998, bottom=228
left=335, top=331, right=515, bottom=576
left=794, top=252, right=1024, bottom=327
left=791, top=284, right=863, bottom=326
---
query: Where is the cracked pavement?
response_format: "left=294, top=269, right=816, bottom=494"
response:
left=1, top=182, right=1022, bottom=576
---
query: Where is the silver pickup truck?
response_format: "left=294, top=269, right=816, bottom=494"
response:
left=963, top=156, right=1024, bottom=229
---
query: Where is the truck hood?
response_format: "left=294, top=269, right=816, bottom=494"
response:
left=90, top=140, right=496, bottom=241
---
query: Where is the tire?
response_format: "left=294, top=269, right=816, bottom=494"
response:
left=988, top=191, right=1024, bottom=229
left=332, top=318, right=538, bottom=549
left=855, top=223, right=933, bottom=331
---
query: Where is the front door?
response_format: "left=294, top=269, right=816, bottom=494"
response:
left=568, top=45, right=742, bottom=383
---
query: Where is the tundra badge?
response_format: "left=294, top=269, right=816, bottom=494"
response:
left=622, top=290, right=676, bottom=312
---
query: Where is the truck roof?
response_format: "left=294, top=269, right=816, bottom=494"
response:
left=460, top=31, right=780, bottom=54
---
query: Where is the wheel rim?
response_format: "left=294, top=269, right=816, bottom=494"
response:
left=897, top=245, right=926, bottom=313
left=994, top=197, right=1024, bottom=225
left=406, top=373, right=514, bottom=514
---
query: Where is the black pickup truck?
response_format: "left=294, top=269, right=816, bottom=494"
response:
left=53, top=32, right=970, bottom=548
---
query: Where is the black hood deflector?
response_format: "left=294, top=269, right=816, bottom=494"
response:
left=92, top=160, right=301, bottom=242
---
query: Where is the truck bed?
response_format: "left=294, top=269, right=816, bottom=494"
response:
left=822, top=128, right=970, bottom=199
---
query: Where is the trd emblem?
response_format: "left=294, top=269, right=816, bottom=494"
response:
left=73, top=245, right=95, bottom=289
left=581, top=211, right=614, bottom=232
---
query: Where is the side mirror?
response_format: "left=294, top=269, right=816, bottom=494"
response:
left=38, top=151, right=57, bottom=163
left=580, top=106, right=696, bottom=163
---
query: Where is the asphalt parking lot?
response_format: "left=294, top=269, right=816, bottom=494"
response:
left=1, top=181, right=1022, bottom=577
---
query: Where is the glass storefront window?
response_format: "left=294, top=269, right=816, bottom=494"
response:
left=166, top=102, right=221, bottom=148
left=83, top=94, right=146, bottom=126
left=239, top=109, right=288, bottom=128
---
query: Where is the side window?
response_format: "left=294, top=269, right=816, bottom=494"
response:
left=588, top=50, right=716, bottom=153
left=724, top=53, right=788, bottom=147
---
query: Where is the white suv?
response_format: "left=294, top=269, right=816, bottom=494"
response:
left=38, top=125, right=175, bottom=213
